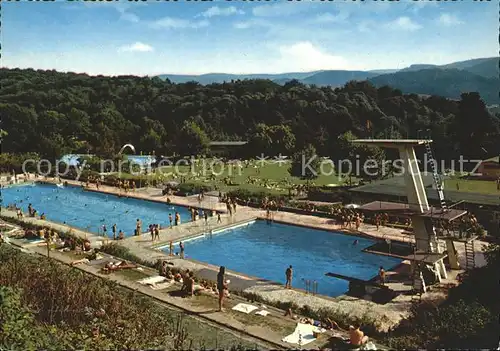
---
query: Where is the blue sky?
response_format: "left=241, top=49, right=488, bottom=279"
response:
left=2, top=0, right=497, bottom=76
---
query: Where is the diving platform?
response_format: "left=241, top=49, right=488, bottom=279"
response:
left=351, top=138, right=461, bottom=275
left=359, top=201, right=467, bottom=221
left=363, top=247, right=448, bottom=265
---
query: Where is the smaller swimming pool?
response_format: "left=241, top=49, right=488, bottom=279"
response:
left=168, top=221, right=402, bottom=297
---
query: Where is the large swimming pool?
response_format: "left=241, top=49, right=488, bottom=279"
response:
left=174, top=221, right=402, bottom=297
left=1, top=183, right=192, bottom=237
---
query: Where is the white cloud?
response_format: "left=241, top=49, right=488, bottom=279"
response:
left=200, top=6, right=244, bottom=18
left=149, top=17, right=209, bottom=29
left=314, top=12, right=349, bottom=24
left=118, top=42, right=154, bottom=53
left=387, top=16, right=421, bottom=31
left=437, top=13, right=463, bottom=26
left=233, top=19, right=271, bottom=30
left=120, top=12, right=140, bottom=23
left=277, top=41, right=359, bottom=72
left=252, top=3, right=304, bottom=17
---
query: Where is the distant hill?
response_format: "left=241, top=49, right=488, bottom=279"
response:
left=156, top=57, right=499, bottom=102
left=157, top=71, right=320, bottom=84
left=368, top=68, right=500, bottom=104
left=399, top=64, right=437, bottom=72
left=300, top=70, right=380, bottom=86
left=398, top=57, right=498, bottom=78
left=459, top=58, right=498, bottom=78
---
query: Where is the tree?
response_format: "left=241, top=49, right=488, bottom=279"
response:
left=289, top=144, right=320, bottom=180
left=177, top=120, right=210, bottom=157
left=247, top=124, right=295, bottom=156
left=334, top=131, right=386, bottom=179
left=1, top=67, right=498, bottom=164
left=455, top=92, right=500, bottom=161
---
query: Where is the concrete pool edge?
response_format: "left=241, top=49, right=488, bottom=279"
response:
left=153, top=219, right=257, bottom=249
left=157, top=218, right=404, bottom=300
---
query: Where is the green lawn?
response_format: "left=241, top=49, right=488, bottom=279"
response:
left=444, top=178, right=499, bottom=194
left=119, top=159, right=354, bottom=194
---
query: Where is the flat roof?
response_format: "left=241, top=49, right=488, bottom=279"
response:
left=483, top=156, right=499, bottom=163
left=351, top=139, right=432, bottom=148
left=359, top=201, right=467, bottom=221
left=209, top=141, right=248, bottom=146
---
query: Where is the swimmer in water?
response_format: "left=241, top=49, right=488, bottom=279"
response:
left=353, top=239, right=359, bottom=246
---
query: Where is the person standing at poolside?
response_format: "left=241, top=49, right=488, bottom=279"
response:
left=169, top=213, right=173, bottom=228
left=169, top=241, right=173, bottom=256
left=204, top=210, right=208, bottom=224
left=136, top=219, right=142, bottom=236
left=217, top=266, right=228, bottom=312
left=285, top=265, right=293, bottom=289
left=150, top=224, right=154, bottom=241
left=112, top=224, right=117, bottom=240
left=179, top=241, right=185, bottom=259
left=217, top=213, right=222, bottom=223
left=175, top=212, right=180, bottom=226
left=154, top=224, right=160, bottom=240
left=379, top=266, right=386, bottom=285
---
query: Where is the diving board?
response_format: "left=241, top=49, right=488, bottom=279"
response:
left=325, top=272, right=389, bottom=290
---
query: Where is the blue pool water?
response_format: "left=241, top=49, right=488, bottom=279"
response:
left=175, top=221, right=402, bottom=297
left=1, top=183, right=191, bottom=237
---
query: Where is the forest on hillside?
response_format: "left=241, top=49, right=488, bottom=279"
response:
left=1, top=68, right=499, bottom=163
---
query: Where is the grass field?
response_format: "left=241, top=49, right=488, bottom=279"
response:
left=444, top=178, right=499, bottom=195
left=121, top=159, right=354, bottom=194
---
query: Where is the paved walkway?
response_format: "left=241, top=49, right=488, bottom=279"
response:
left=2, top=178, right=488, bottom=332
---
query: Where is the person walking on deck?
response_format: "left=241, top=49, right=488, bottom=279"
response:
left=179, top=241, right=185, bottom=259
left=217, top=266, right=228, bottom=312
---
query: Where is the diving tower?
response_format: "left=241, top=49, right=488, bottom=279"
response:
left=351, top=139, right=468, bottom=282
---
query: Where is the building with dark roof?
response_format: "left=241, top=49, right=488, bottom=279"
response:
left=208, top=141, right=248, bottom=158
left=478, top=155, right=500, bottom=180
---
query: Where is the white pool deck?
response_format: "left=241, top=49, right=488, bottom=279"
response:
left=1, top=177, right=488, bottom=332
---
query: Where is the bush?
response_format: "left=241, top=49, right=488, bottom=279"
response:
left=99, top=243, right=160, bottom=269
left=383, top=244, right=500, bottom=349
left=174, top=183, right=213, bottom=196
left=226, top=189, right=283, bottom=204
left=0, top=245, right=252, bottom=350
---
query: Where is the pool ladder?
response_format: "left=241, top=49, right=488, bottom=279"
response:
left=305, top=280, right=318, bottom=295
